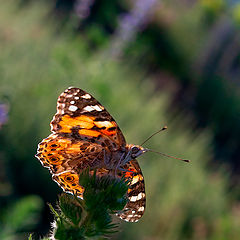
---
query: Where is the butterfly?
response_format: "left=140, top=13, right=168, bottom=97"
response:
left=36, top=87, right=148, bottom=222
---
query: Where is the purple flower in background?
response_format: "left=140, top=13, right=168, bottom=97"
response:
left=108, top=0, right=159, bottom=57
left=0, top=104, right=8, bottom=128
left=74, top=0, right=94, bottom=19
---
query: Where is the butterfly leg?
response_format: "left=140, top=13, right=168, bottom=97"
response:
left=114, top=152, right=129, bottom=177
left=90, top=150, right=104, bottom=168
left=103, top=149, right=108, bottom=166
left=118, top=167, right=136, bottom=174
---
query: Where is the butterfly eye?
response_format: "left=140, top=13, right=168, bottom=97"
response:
left=131, top=146, right=139, bottom=154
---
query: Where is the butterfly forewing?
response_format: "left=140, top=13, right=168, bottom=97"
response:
left=51, top=87, right=126, bottom=150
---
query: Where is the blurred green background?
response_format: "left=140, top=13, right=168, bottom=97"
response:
left=1, top=0, right=240, bottom=239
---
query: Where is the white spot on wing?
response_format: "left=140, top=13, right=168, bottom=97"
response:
left=83, top=105, right=103, bottom=112
left=138, top=206, right=144, bottom=212
left=83, top=106, right=94, bottom=112
left=94, top=121, right=113, bottom=128
left=70, top=101, right=75, bottom=104
left=75, top=96, right=79, bottom=100
left=69, top=105, right=78, bottom=111
left=92, top=105, right=104, bottom=111
left=131, top=174, right=143, bottom=185
left=129, top=192, right=145, bottom=202
left=129, top=196, right=137, bottom=202
left=137, top=192, right=145, bottom=200
left=67, top=94, right=73, bottom=98
left=81, top=93, right=91, bottom=99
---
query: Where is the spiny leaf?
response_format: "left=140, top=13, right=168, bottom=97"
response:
left=47, top=169, right=129, bottom=239
left=58, top=194, right=83, bottom=226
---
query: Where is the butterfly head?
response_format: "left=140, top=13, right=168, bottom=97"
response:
left=128, top=144, right=148, bottom=159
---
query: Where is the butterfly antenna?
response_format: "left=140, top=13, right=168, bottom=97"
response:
left=146, top=149, right=190, bottom=163
left=141, top=126, right=168, bottom=146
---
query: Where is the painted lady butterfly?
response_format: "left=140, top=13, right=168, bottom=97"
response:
left=36, top=87, right=147, bottom=222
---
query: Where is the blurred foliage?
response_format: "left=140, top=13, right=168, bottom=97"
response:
left=0, top=195, right=43, bottom=240
left=232, top=3, right=240, bottom=24
left=0, top=0, right=240, bottom=239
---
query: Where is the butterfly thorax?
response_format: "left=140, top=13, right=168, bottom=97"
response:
left=104, top=144, right=146, bottom=169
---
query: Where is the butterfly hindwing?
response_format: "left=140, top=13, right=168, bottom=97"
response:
left=36, top=133, right=105, bottom=175
left=117, top=159, right=146, bottom=222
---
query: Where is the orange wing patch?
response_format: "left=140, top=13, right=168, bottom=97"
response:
left=36, top=134, right=70, bottom=171
left=78, top=129, right=101, bottom=137
left=58, top=115, right=95, bottom=133
left=95, top=120, right=118, bottom=136
left=56, top=115, right=118, bottom=139
left=53, top=171, right=84, bottom=198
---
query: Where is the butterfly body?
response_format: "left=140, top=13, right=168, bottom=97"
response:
left=36, top=87, right=146, bottom=222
